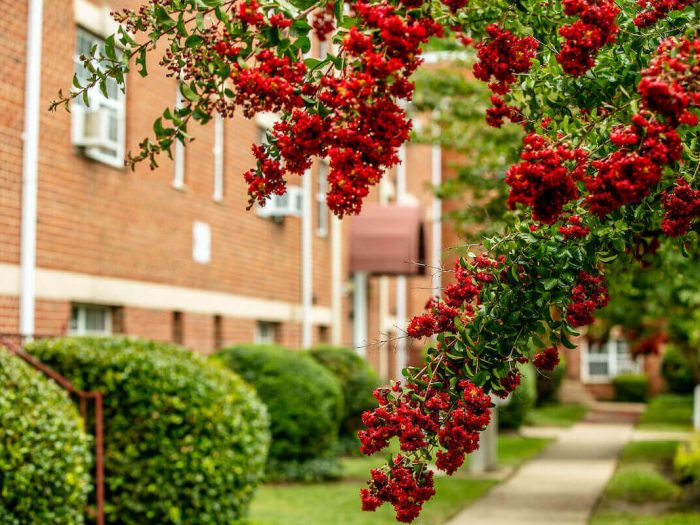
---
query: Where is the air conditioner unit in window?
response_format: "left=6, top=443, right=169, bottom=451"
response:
left=256, top=186, right=303, bottom=219
left=71, top=104, right=115, bottom=150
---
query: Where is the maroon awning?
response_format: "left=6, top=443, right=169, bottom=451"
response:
left=350, top=204, right=425, bottom=275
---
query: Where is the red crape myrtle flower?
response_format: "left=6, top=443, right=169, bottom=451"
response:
left=559, top=215, right=591, bottom=240
left=566, top=271, right=609, bottom=327
left=473, top=24, right=538, bottom=95
left=557, top=0, right=620, bottom=76
left=661, top=177, right=700, bottom=237
left=533, top=347, right=560, bottom=371
left=505, top=133, right=588, bottom=224
left=634, top=0, right=696, bottom=28
left=631, top=332, right=668, bottom=357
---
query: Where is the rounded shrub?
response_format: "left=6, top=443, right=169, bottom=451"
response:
left=26, top=337, right=269, bottom=525
left=499, top=363, right=537, bottom=430
left=536, top=352, right=566, bottom=405
left=306, top=344, right=380, bottom=450
left=0, top=347, right=91, bottom=525
left=613, top=373, right=649, bottom=402
left=661, top=345, right=695, bottom=394
left=214, top=344, right=344, bottom=480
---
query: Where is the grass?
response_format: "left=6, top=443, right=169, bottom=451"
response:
left=590, top=440, right=695, bottom=525
left=638, top=395, right=694, bottom=432
left=250, top=435, right=552, bottom=525
left=527, top=403, right=587, bottom=427
left=604, top=465, right=681, bottom=503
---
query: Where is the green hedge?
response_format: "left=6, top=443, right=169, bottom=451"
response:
left=499, top=363, right=537, bottom=430
left=0, top=347, right=91, bottom=525
left=214, top=344, right=344, bottom=479
left=662, top=345, right=695, bottom=394
left=675, top=433, right=700, bottom=485
left=536, top=352, right=566, bottom=405
left=26, top=337, right=269, bottom=525
left=306, top=344, right=380, bottom=451
left=613, top=374, right=649, bottom=402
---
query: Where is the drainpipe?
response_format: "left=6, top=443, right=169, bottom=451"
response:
left=353, top=272, right=368, bottom=357
left=395, top=145, right=408, bottom=378
left=431, top=144, right=443, bottom=296
left=20, top=0, right=44, bottom=338
left=301, top=168, right=313, bottom=348
left=330, top=216, right=343, bottom=346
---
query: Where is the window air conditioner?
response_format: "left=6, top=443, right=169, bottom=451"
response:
left=256, top=186, right=304, bottom=219
left=71, top=104, right=115, bottom=150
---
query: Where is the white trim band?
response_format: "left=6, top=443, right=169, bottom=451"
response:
left=0, top=263, right=331, bottom=324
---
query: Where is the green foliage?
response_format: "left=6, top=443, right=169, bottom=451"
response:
left=26, top=337, right=269, bottom=525
left=0, top=347, right=91, bottom=525
left=662, top=345, right=696, bottom=394
left=674, top=434, right=700, bottom=485
left=527, top=403, right=587, bottom=427
left=306, top=345, right=380, bottom=444
left=214, top=344, right=344, bottom=479
left=499, top=363, right=537, bottom=430
left=535, top=352, right=566, bottom=405
left=612, top=374, right=649, bottom=402
left=605, top=465, right=681, bottom=503
left=621, top=440, right=681, bottom=466
left=638, top=394, right=694, bottom=431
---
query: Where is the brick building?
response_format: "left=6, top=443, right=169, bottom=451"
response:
left=2, top=0, right=445, bottom=380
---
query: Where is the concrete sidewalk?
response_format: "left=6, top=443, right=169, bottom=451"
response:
left=447, top=421, right=634, bottom=525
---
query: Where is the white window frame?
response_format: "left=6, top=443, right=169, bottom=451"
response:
left=72, top=28, right=126, bottom=168
left=172, top=84, right=186, bottom=189
left=316, top=162, right=328, bottom=237
left=69, top=304, right=113, bottom=336
left=581, top=338, right=643, bottom=383
left=254, top=321, right=278, bottom=344
left=213, top=114, right=224, bottom=202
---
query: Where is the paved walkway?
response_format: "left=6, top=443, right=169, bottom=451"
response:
left=447, top=419, right=634, bottom=525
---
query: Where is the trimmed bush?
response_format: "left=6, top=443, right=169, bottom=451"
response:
left=214, top=344, right=344, bottom=479
left=499, top=363, right=537, bottom=430
left=536, top=352, right=566, bottom=405
left=662, top=345, right=695, bottom=394
left=306, top=344, right=380, bottom=452
left=0, top=347, right=91, bottom=525
left=613, top=374, right=649, bottom=402
left=605, top=465, right=681, bottom=503
left=26, top=337, right=269, bottom=525
left=675, top=433, right=700, bottom=485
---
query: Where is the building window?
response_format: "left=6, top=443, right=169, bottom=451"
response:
left=192, top=221, right=212, bottom=265
left=173, top=84, right=186, bottom=189
left=316, top=163, right=328, bottom=237
left=582, top=338, right=643, bottom=382
left=69, top=304, right=112, bottom=335
left=172, top=311, right=183, bottom=344
left=213, top=114, right=224, bottom=202
left=255, top=321, right=278, bottom=344
left=214, top=315, right=223, bottom=350
left=72, top=28, right=125, bottom=168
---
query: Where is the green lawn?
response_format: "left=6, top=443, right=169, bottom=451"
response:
left=589, top=440, right=696, bottom=525
left=250, top=435, right=552, bottom=525
left=637, top=395, right=694, bottom=431
left=527, top=403, right=588, bottom=427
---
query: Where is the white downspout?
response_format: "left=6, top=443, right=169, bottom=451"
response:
left=353, top=272, right=368, bottom=357
left=330, top=216, right=343, bottom=346
left=431, top=144, right=443, bottom=296
left=395, top=145, right=408, bottom=378
left=20, top=0, right=44, bottom=338
left=301, top=168, right=313, bottom=348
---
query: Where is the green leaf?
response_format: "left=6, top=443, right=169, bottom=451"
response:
left=180, top=83, right=200, bottom=103
left=544, top=278, right=558, bottom=291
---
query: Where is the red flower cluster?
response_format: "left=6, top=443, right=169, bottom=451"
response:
left=360, top=381, right=491, bottom=521
left=638, top=37, right=700, bottom=126
left=566, top=271, right=610, bottom=328
left=661, top=177, right=700, bottom=237
left=312, top=3, right=336, bottom=40
left=495, top=370, right=521, bottom=399
left=557, top=0, right=620, bottom=76
left=559, top=215, right=591, bottom=240
left=585, top=114, right=682, bottom=217
left=505, top=133, right=588, bottom=224
left=486, top=95, right=525, bottom=128
left=407, top=258, right=492, bottom=338
left=473, top=24, right=538, bottom=95
left=533, top=347, right=560, bottom=371
left=634, top=0, right=695, bottom=28
left=631, top=332, right=667, bottom=357
left=360, top=459, right=435, bottom=523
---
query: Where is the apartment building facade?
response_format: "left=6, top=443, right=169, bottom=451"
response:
left=2, top=0, right=446, bottom=379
